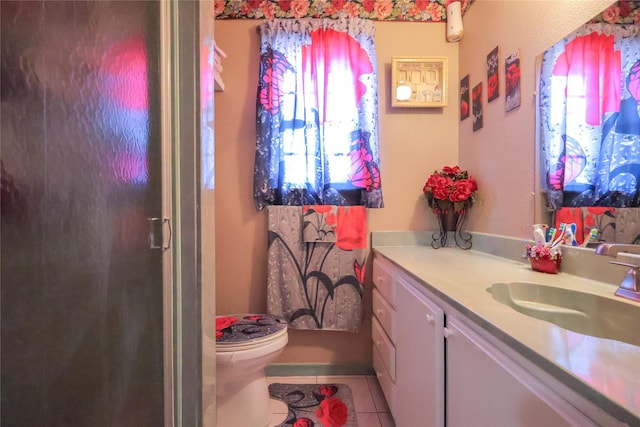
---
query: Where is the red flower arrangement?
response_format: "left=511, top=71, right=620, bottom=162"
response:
left=423, top=165, right=478, bottom=213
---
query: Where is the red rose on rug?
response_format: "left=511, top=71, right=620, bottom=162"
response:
left=293, top=418, right=315, bottom=427
left=319, top=385, right=338, bottom=397
left=315, top=397, right=348, bottom=427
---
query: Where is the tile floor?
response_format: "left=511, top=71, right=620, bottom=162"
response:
left=266, top=375, right=395, bottom=427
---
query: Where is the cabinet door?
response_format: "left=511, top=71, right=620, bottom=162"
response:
left=394, top=276, right=445, bottom=427
left=446, top=317, right=597, bottom=427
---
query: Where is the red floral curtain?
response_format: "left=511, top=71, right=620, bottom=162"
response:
left=254, top=18, right=383, bottom=209
left=551, top=32, right=621, bottom=127
left=540, top=23, right=640, bottom=209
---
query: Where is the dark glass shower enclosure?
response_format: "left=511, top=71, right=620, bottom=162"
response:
left=2, top=2, right=168, bottom=425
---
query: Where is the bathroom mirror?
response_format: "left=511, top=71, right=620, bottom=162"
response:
left=534, top=1, right=640, bottom=246
left=533, top=4, right=611, bottom=226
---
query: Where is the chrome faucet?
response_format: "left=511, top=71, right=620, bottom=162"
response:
left=595, top=243, right=640, bottom=302
left=595, top=243, right=640, bottom=257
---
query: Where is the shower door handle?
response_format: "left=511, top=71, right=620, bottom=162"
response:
left=147, top=217, right=171, bottom=251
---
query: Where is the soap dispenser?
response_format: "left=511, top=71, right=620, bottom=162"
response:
left=531, top=224, right=548, bottom=246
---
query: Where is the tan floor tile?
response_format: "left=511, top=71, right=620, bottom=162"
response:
left=267, top=410, right=288, bottom=427
left=367, top=376, right=390, bottom=412
left=269, top=397, right=289, bottom=414
left=377, top=412, right=396, bottom=427
left=267, top=375, right=316, bottom=385
left=356, top=412, right=382, bottom=427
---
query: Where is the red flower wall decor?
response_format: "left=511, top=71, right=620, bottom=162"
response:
left=505, top=49, right=521, bottom=112
left=460, top=74, right=470, bottom=120
left=472, top=82, right=483, bottom=131
left=487, top=45, right=500, bottom=103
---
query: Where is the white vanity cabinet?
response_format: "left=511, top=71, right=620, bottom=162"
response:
left=445, top=316, right=595, bottom=427
left=394, top=274, right=444, bottom=426
left=372, top=255, right=608, bottom=427
left=372, top=258, right=444, bottom=426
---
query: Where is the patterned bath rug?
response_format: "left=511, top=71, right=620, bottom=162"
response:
left=268, top=383, right=359, bottom=427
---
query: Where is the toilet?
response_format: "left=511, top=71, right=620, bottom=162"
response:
left=215, top=313, right=288, bottom=427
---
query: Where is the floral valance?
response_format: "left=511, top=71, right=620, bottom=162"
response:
left=590, top=1, right=640, bottom=26
left=215, top=0, right=472, bottom=21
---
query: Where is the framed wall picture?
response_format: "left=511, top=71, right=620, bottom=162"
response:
left=487, top=46, right=500, bottom=103
left=505, top=49, right=522, bottom=112
left=472, top=82, right=483, bottom=131
left=391, top=56, right=448, bottom=108
left=460, top=74, right=470, bottom=120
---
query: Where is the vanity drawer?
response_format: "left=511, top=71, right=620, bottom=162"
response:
left=372, top=288, right=395, bottom=339
left=372, top=316, right=396, bottom=382
left=373, top=345, right=396, bottom=413
left=373, top=258, right=396, bottom=308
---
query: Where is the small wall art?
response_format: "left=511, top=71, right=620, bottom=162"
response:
left=391, top=56, right=448, bottom=108
left=472, top=82, right=483, bottom=131
left=460, top=74, right=470, bottom=120
left=487, top=46, right=500, bottom=103
left=505, top=49, right=522, bottom=112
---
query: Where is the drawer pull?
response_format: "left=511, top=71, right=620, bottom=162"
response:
left=443, top=327, right=454, bottom=338
left=425, top=314, right=434, bottom=324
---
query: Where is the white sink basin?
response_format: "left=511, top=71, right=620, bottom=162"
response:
left=488, top=281, right=640, bottom=347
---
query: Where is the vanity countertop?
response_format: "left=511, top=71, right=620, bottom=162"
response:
left=372, top=236, right=640, bottom=425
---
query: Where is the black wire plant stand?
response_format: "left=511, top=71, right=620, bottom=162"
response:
left=431, top=208, right=472, bottom=250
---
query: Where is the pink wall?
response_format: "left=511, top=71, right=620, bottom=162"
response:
left=213, top=0, right=613, bottom=366
left=214, top=20, right=458, bottom=365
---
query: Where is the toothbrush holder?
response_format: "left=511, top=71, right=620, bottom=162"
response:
left=524, top=244, right=562, bottom=274
left=528, top=254, right=562, bottom=274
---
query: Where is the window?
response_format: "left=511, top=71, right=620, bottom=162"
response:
left=253, top=18, right=384, bottom=209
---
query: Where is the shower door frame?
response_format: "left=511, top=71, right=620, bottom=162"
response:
left=161, top=1, right=176, bottom=425
left=161, top=1, right=203, bottom=426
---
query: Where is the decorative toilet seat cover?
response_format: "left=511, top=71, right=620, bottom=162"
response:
left=216, top=313, right=287, bottom=345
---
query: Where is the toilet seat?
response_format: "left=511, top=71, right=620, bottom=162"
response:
left=216, top=313, right=287, bottom=352
left=215, top=313, right=288, bottom=427
left=216, top=327, right=288, bottom=352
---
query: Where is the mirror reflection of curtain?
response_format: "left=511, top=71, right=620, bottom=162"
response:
left=254, top=18, right=383, bottom=210
left=540, top=23, right=640, bottom=210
